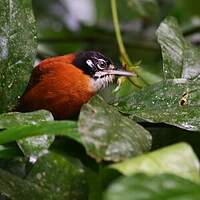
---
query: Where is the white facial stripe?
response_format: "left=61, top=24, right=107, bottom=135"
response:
left=86, top=59, right=95, bottom=68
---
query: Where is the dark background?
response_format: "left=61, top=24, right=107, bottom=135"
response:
left=32, top=0, right=200, bottom=76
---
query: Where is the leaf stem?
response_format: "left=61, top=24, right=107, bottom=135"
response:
left=111, top=0, right=153, bottom=87
left=111, top=0, right=133, bottom=66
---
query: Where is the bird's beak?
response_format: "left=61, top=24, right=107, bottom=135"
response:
left=104, top=64, right=135, bottom=77
left=102, top=69, right=134, bottom=77
left=94, top=65, right=135, bottom=78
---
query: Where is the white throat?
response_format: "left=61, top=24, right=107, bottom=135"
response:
left=91, top=74, right=114, bottom=91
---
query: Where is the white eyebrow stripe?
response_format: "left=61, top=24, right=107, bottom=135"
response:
left=86, top=59, right=95, bottom=68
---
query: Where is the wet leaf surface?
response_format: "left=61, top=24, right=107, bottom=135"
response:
left=0, top=110, right=53, bottom=129
left=0, top=152, right=88, bottom=200
left=0, top=110, right=55, bottom=156
left=0, top=168, right=48, bottom=200
left=78, top=96, right=152, bottom=162
left=104, top=173, right=200, bottom=200
left=157, top=17, right=200, bottom=80
left=0, top=2, right=200, bottom=199
left=118, top=79, right=200, bottom=131
left=0, top=0, right=37, bottom=113
left=27, top=152, right=88, bottom=200
left=18, top=134, right=55, bottom=157
left=111, top=143, right=200, bottom=182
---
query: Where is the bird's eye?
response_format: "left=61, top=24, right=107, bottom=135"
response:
left=97, top=59, right=107, bottom=70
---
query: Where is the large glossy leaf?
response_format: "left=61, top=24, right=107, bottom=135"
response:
left=0, top=152, right=88, bottom=199
left=104, top=173, right=200, bottom=200
left=27, top=152, right=88, bottom=200
left=157, top=17, right=200, bottom=80
left=0, top=110, right=55, bottom=157
left=0, top=120, right=80, bottom=144
left=0, top=0, right=37, bottom=113
left=0, top=156, right=27, bottom=178
left=0, top=168, right=48, bottom=199
left=110, top=143, right=200, bottom=182
left=118, top=79, right=200, bottom=131
left=78, top=96, right=152, bottom=162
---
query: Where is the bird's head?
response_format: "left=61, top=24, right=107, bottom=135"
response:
left=73, top=51, right=134, bottom=90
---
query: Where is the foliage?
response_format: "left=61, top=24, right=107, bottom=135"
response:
left=79, top=95, right=152, bottom=162
left=104, top=173, right=200, bottom=200
left=0, top=0, right=37, bottom=113
left=0, top=0, right=200, bottom=199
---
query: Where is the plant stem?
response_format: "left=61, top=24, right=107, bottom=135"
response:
left=111, top=0, right=147, bottom=88
left=111, top=0, right=133, bottom=66
left=111, top=0, right=154, bottom=87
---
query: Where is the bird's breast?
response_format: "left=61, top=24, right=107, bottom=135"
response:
left=17, top=62, right=96, bottom=120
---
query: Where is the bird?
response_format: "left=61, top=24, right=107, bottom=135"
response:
left=16, top=51, right=133, bottom=120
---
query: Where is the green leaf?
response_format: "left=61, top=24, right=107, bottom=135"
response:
left=0, top=157, right=27, bottom=178
left=0, top=110, right=53, bottom=129
left=183, top=45, right=200, bottom=80
left=0, top=145, right=22, bottom=159
left=18, top=134, right=55, bottom=157
left=118, top=79, right=200, bottom=131
left=27, top=152, right=88, bottom=200
left=0, top=120, right=80, bottom=145
left=127, top=0, right=159, bottom=18
left=0, top=110, right=55, bottom=156
left=78, top=96, right=152, bottom=162
left=0, top=0, right=37, bottom=113
left=157, top=16, right=200, bottom=80
left=0, top=153, right=88, bottom=200
left=104, top=173, right=200, bottom=200
left=110, top=143, right=200, bottom=182
left=0, top=168, right=48, bottom=199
